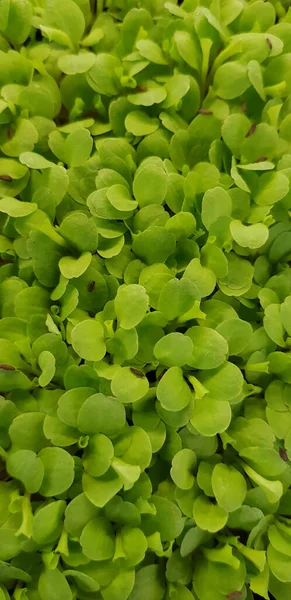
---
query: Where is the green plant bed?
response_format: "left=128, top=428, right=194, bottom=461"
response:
left=0, top=0, right=291, bottom=599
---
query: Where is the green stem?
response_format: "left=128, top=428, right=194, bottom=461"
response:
left=17, top=494, right=33, bottom=539
left=97, top=0, right=104, bottom=14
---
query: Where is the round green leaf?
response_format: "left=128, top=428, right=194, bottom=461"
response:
left=212, top=463, right=247, bottom=512
left=83, top=434, right=114, bottom=477
left=125, top=111, right=159, bottom=136
left=133, top=166, right=167, bottom=208
left=154, top=333, right=193, bottom=367
left=170, top=449, right=197, bottom=490
left=77, top=393, right=126, bottom=437
left=157, top=366, right=192, bottom=412
left=185, top=326, right=228, bottom=370
left=158, top=278, right=200, bottom=320
left=39, top=568, right=72, bottom=600
left=83, top=471, right=122, bottom=508
left=57, top=387, right=96, bottom=428
left=58, top=53, right=96, bottom=75
left=191, top=396, right=232, bottom=436
left=107, top=184, right=137, bottom=212
left=115, top=284, right=149, bottom=329
left=202, top=187, right=232, bottom=230
left=9, top=413, right=47, bottom=452
left=38, top=447, right=75, bottom=497
left=216, top=318, right=252, bottom=355
left=214, top=62, right=250, bottom=99
left=197, top=362, right=244, bottom=402
left=230, top=220, right=269, bottom=249
left=111, top=367, right=149, bottom=404
left=71, top=319, right=106, bottom=361
left=32, top=500, right=66, bottom=545
left=0, top=197, right=37, bottom=217
left=59, top=252, right=92, bottom=279
left=80, top=516, right=115, bottom=561
left=193, top=495, right=228, bottom=533
left=7, top=449, right=44, bottom=493
left=128, top=82, right=167, bottom=106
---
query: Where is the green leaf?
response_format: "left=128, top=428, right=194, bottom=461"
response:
left=71, top=319, right=106, bottom=361
left=133, top=226, right=176, bottom=264
left=191, top=395, right=231, bottom=436
left=152, top=495, right=184, bottom=541
left=107, top=185, right=137, bottom=212
left=254, top=172, right=289, bottom=206
left=102, top=569, right=135, bottom=600
left=6, top=449, right=44, bottom=493
left=202, top=187, right=232, bottom=230
left=185, top=326, right=228, bottom=370
left=133, top=165, right=167, bottom=208
left=193, top=495, right=228, bottom=533
left=80, top=516, right=115, bottom=561
left=59, top=252, right=92, bottom=279
left=0, top=197, right=37, bottom=217
left=20, top=152, right=54, bottom=169
left=267, top=544, right=291, bottom=583
left=128, top=82, right=167, bottom=107
left=39, top=568, right=72, bottom=600
left=77, top=392, right=126, bottom=437
left=230, top=220, right=269, bottom=249
left=32, top=500, right=66, bottom=545
left=157, top=366, right=192, bottom=412
left=214, top=61, right=250, bottom=99
left=58, top=53, right=96, bottom=75
left=87, top=54, right=121, bottom=96
left=242, top=463, right=283, bottom=503
left=183, top=259, right=216, bottom=298
left=216, top=318, right=252, bottom=355
left=111, top=367, right=149, bottom=404
left=9, top=413, right=47, bottom=452
left=154, top=333, right=193, bottom=367
left=115, top=284, right=149, bottom=329
left=212, top=463, right=247, bottom=512
left=83, top=433, right=114, bottom=477
left=125, top=111, right=159, bottom=136
left=38, top=447, right=75, bottom=497
left=39, top=350, right=56, bottom=387
left=136, top=40, right=167, bottom=65
left=42, top=0, right=85, bottom=46
left=197, top=361, right=244, bottom=402
left=162, top=74, right=190, bottom=109
left=128, top=565, right=164, bottom=600
left=171, top=449, right=197, bottom=490
left=64, top=493, right=97, bottom=538
left=83, top=471, right=123, bottom=508
left=158, top=278, right=200, bottom=320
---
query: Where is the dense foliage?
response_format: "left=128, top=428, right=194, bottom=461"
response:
left=1, top=0, right=291, bottom=598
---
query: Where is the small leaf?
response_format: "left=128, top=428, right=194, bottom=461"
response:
left=0, top=197, right=37, bottom=217
left=212, top=463, right=247, bottom=512
left=7, top=449, right=44, bottom=493
left=125, top=111, right=159, bottom=136
left=38, top=350, right=56, bottom=387
left=111, top=367, right=149, bottom=404
left=230, top=220, right=269, bottom=249
left=136, top=40, right=167, bottom=65
left=80, top=516, right=115, bottom=561
left=171, top=449, right=197, bottom=490
left=59, top=252, right=92, bottom=279
left=39, top=568, right=72, bottom=600
left=157, top=366, right=192, bottom=412
left=193, top=496, right=228, bottom=533
left=58, top=53, right=95, bottom=74
left=71, top=319, right=106, bottom=361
